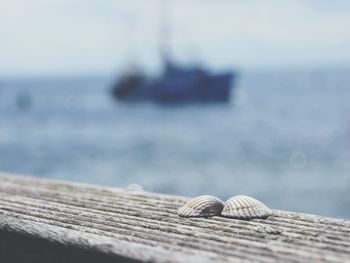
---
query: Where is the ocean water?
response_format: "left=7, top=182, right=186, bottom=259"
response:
left=0, top=70, right=349, bottom=218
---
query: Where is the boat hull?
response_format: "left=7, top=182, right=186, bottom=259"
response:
left=112, top=65, right=236, bottom=103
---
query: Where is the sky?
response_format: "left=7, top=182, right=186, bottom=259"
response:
left=0, top=0, right=350, bottom=77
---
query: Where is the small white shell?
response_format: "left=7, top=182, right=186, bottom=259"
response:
left=222, top=195, right=272, bottom=219
left=178, top=195, right=224, bottom=217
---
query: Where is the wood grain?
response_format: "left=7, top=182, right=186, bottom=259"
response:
left=0, top=172, right=349, bottom=263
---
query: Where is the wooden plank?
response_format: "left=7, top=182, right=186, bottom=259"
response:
left=0, top=172, right=349, bottom=263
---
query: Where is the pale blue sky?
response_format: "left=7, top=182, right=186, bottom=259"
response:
left=1, top=0, right=350, bottom=77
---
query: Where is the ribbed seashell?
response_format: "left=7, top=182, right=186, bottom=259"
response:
left=221, top=195, right=272, bottom=219
left=178, top=195, right=224, bottom=217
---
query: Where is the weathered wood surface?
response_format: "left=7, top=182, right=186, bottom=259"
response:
left=0, top=172, right=349, bottom=263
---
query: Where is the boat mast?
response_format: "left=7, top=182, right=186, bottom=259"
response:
left=159, top=0, right=172, bottom=67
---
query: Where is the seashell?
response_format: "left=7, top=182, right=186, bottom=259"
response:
left=221, top=195, right=272, bottom=219
left=178, top=195, right=224, bottom=217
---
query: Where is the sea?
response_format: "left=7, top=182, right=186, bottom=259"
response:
left=0, top=69, right=349, bottom=218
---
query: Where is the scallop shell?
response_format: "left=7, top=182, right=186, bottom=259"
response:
left=221, top=195, right=272, bottom=219
left=178, top=195, right=224, bottom=217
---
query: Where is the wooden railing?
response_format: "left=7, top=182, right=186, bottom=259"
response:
left=0, top=172, right=349, bottom=262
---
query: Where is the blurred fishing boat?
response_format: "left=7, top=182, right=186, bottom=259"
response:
left=111, top=1, right=236, bottom=103
left=112, top=59, right=235, bottom=103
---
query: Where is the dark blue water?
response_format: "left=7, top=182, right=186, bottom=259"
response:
left=1, top=70, right=349, bottom=218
